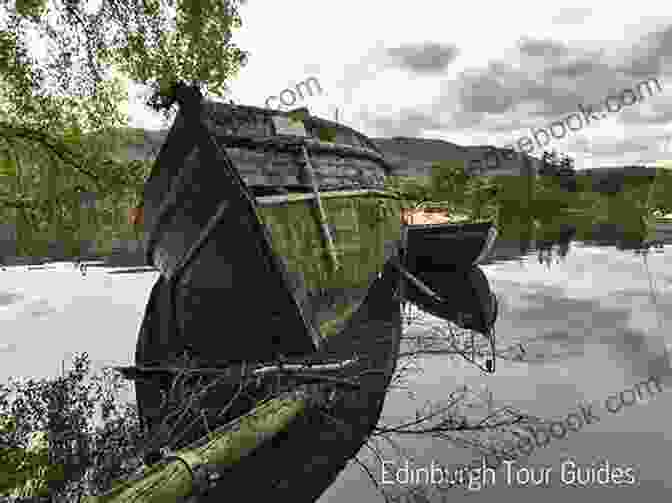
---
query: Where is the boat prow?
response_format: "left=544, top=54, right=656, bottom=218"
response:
left=127, top=82, right=405, bottom=502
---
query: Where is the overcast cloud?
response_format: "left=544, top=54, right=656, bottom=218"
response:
left=123, top=1, right=672, bottom=170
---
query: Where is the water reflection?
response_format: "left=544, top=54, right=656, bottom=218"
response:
left=484, top=210, right=672, bottom=267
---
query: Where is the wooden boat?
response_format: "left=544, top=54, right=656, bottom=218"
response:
left=403, top=220, right=498, bottom=270
left=105, top=82, right=410, bottom=503
left=399, top=216, right=498, bottom=335
left=90, top=82, right=507, bottom=503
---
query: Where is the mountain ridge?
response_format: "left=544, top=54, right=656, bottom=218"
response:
left=118, top=128, right=660, bottom=178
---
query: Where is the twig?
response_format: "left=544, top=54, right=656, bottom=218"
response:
left=353, top=455, right=394, bottom=503
left=111, top=358, right=359, bottom=381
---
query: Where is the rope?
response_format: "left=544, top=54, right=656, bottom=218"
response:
left=160, top=455, right=195, bottom=482
left=157, top=453, right=219, bottom=496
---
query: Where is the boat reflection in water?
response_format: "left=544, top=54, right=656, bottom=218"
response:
left=400, top=204, right=499, bottom=343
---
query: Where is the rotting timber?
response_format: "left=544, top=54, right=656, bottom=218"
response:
left=106, top=83, right=409, bottom=503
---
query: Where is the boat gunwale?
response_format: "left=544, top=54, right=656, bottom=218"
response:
left=144, top=106, right=397, bottom=264
left=404, top=221, right=497, bottom=267
left=404, top=221, right=495, bottom=231
left=204, top=133, right=394, bottom=173
left=130, top=260, right=404, bottom=502
left=203, top=100, right=386, bottom=156
left=132, top=87, right=405, bottom=502
left=255, top=188, right=401, bottom=206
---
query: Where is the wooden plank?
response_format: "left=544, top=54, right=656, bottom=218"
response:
left=255, top=189, right=399, bottom=206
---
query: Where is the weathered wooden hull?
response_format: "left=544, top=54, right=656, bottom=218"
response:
left=404, top=221, right=497, bottom=271
left=132, top=85, right=404, bottom=501
left=131, top=259, right=402, bottom=503
left=134, top=185, right=404, bottom=450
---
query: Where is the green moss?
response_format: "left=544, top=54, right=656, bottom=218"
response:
left=319, top=301, right=361, bottom=339
left=316, top=126, right=337, bottom=143
left=256, top=190, right=401, bottom=313
left=83, top=394, right=309, bottom=503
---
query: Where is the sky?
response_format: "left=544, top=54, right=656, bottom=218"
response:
left=108, top=3, right=672, bottom=170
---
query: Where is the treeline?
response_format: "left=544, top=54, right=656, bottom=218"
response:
left=387, top=156, right=672, bottom=228
left=4, top=144, right=671, bottom=259
left=0, top=128, right=153, bottom=259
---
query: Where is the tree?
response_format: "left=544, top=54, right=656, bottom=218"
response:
left=540, top=150, right=560, bottom=176
left=386, top=175, right=434, bottom=210
left=429, top=159, right=469, bottom=206
left=649, top=169, right=672, bottom=215
left=0, top=0, right=249, bottom=256
left=0, top=354, right=148, bottom=502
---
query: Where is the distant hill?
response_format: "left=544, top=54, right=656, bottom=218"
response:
left=117, top=126, right=662, bottom=182
left=121, top=128, right=168, bottom=161
left=372, top=137, right=540, bottom=177
left=576, top=166, right=658, bottom=178
left=574, top=165, right=659, bottom=194
left=371, top=137, right=467, bottom=176
left=118, top=130, right=474, bottom=176
left=117, top=129, right=544, bottom=179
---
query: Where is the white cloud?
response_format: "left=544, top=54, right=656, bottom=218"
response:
left=111, top=2, right=672, bottom=167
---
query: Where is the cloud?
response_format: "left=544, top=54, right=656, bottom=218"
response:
left=356, top=106, right=451, bottom=138
left=458, top=70, right=517, bottom=115
left=0, top=292, right=22, bottom=307
left=518, top=38, right=570, bottom=59
left=452, top=45, right=638, bottom=124
left=573, top=137, right=657, bottom=157
left=546, top=58, right=607, bottom=79
left=384, top=42, right=460, bottom=75
left=620, top=96, right=672, bottom=125
left=405, top=28, right=672, bottom=162
left=470, top=28, right=669, bottom=125
left=335, top=44, right=393, bottom=105
left=0, top=343, right=17, bottom=353
left=551, top=8, right=594, bottom=25
left=615, top=24, right=672, bottom=79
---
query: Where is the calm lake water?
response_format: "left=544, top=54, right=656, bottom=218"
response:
left=1, top=222, right=671, bottom=501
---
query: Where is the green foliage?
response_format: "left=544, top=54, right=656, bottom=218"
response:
left=2, top=0, right=248, bottom=114
left=648, top=169, right=672, bottom=215
left=421, top=161, right=672, bottom=229
left=0, top=1, right=249, bottom=257
left=116, top=1, right=248, bottom=113
left=385, top=175, right=433, bottom=208
left=0, top=354, right=147, bottom=502
left=13, top=0, right=47, bottom=21
left=315, top=125, right=337, bottom=143
left=429, top=159, right=469, bottom=205
left=258, top=194, right=401, bottom=297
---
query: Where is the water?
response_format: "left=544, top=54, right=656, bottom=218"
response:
left=319, top=225, right=672, bottom=502
left=1, top=223, right=672, bottom=500
left=0, top=262, right=159, bottom=411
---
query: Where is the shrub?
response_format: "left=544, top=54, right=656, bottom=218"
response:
left=0, top=353, right=147, bottom=503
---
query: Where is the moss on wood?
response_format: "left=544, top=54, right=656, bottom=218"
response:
left=82, top=391, right=311, bottom=503
left=256, top=191, right=401, bottom=338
